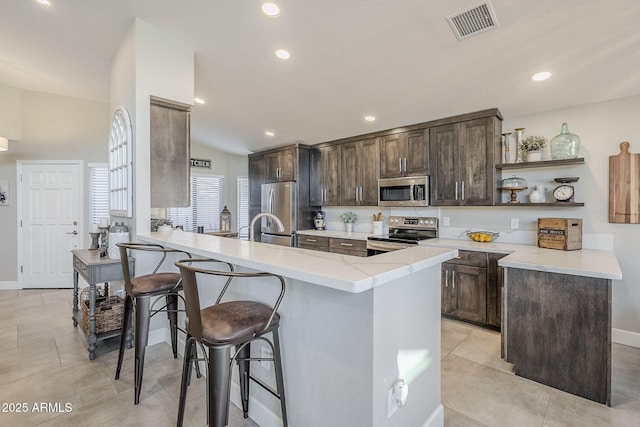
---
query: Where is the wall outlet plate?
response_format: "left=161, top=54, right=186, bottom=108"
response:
left=511, top=218, right=520, bottom=229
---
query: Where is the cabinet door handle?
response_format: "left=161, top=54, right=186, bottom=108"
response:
left=452, top=271, right=456, bottom=290
left=355, top=187, right=359, bottom=202
left=306, top=238, right=317, bottom=243
left=359, top=186, right=363, bottom=202
left=455, top=182, right=459, bottom=200
left=323, top=188, right=327, bottom=202
left=399, top=158, right=402, bottom=173
left=340, top=242, right=354, bottom=247
left=461, top=181, right=465, bottom=200
left=403, top=157, right=407, bottom=173
left=445, top=269, right=449, bottom=288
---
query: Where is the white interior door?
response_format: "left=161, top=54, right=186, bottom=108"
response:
left=19, top=161, right=83, bottom=288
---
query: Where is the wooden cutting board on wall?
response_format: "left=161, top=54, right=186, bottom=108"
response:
left=609, top=142, right=640, bottom=223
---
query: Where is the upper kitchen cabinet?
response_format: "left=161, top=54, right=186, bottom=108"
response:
left=429, top=112, right=502, bottom=206
left=341, top=138, right=379, bottom=206
left=379, top=129, right=428, bottom=178
left=248, top=154, right=265, bottom=206
left=150, top=97, right=191, bottom=208
left=265, top=148, right=296, bottom=182
left=310, top=145, right=341, bottom=206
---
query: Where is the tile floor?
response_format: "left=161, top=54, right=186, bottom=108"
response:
left=1, top=289, right=639, bottom=426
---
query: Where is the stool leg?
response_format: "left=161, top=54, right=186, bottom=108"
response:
left=237, top=343, right=251, bottom=418
left=209, top=346, right=231, bottom=427
left=272, top=329, right=288, bottom=427
left=166, top=293, right=179, bottom=358
left=134, top=296, right=151, bottom=405
left=115, top=294, right=133, bottom=380
left=177, top=337, right=193, bottom=427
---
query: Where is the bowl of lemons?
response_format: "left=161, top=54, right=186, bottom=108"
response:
left=466, top=230, right=500, bottom=243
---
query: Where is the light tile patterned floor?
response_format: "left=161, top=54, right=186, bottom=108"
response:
left=1, top=289, right=639, bottom=426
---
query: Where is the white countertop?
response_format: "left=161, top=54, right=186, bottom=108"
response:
left=138, top=231, right=457, bottom=293
left=420, top=238, right=622, bottom=280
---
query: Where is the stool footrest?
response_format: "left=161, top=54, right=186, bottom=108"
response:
left=249, top=374, right=280, bottom=399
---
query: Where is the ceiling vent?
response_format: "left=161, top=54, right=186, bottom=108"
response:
left=447, top=1, right=499, bottom=40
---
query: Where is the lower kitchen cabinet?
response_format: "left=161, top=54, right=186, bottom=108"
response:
left=441, top=250, right=506, bottom=329
left=297, top=235, right=330, bottom=252
left=329, top=237, right=367, bottom=256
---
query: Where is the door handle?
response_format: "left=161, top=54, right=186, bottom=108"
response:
left=455, top=182, right=459, bottom=200
left=355, top=187, right=359, bottom=202
left=403, top=157, right=407, bottom=173
left=359, top=186, right=363, bottom=202
left=452, top=271, right=455, bottom=290
left=445, top=269, right=449, bottom=288
left=461, top=181, right=465, bottom=200
left=340, top=242, right=354, bottom=247
left=399, top=158, right=402, bottom=173
left=66, top=230, right=78, bottom=235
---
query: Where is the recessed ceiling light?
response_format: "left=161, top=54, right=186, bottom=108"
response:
left=265, top=131, right=275, bottom=137
left=194, top=98, right=205, bottom=105
left=262, top=3, right=280, bottom=17
left=364, top=115, right=376, bottom=122
left=37, top=0, right=51, bottom=6
left=275, top=49, right=290, bottom=60
left=531, top=71, right=552, bottom=81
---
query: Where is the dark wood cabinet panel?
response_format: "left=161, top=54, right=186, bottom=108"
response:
left=340, top=138, right=379, bottom=206
left=248, top=155, right=264, bottom=207
left=329, top=237, right=367, bottom=257
left=504, top=268, right=611, bottom=405
left=379, top=130, right=428, bottom=178
left=265, top=148, right=296, bottom=182
left=310, top=146, right=341, bottom=206
left=150, top=99, right=190, bottom=208
left=297, top=235, right=330, bottom=252
left=487, top=253, right=506, bottom=328
left=443, top=262, right=487, bottom=324
left=429, top=115, right=501, bottom=206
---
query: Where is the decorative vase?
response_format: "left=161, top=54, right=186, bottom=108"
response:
left=526, top=151, right=542, bottom=162
left=501, top=132, right=512, bottom=164
left=550, top=123, right=581, bottom=160
left=514, top=128, right=525, bottom=163
left=529, top=189, right=542, bottom=203
left=345, top=223, right=354, bottom=233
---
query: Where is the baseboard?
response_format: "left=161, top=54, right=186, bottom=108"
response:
left=422, top=404, right=444, bottom=427
left=612, top=328, right=640, bottom=348
left=0, top=281, right=19, bottom=290
left=230, top=380, right=283, bottom=427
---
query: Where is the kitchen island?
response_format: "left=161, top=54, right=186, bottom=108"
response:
left=138, top=231, right=457, bottom=427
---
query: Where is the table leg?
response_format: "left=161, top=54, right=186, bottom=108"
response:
left=72, top=269, right=79, bottom=327
left=88, top=283, right=97, bottom=360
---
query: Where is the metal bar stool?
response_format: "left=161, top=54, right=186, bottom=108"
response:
left=115, top=242, right=199, bottom=404
left=174, top=258, right=288, bottom=427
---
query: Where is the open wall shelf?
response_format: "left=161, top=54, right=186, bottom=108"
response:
left=496, top=202, right=585, bottom=207
left=496, top=158, right=585, bottom=170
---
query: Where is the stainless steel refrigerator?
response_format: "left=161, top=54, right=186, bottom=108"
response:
left=261, top=181, right=298, bottom=246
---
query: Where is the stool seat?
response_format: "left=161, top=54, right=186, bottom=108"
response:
left=197, top=301, right=280, bottom=345
left=130, top=272, right=182, bottom=296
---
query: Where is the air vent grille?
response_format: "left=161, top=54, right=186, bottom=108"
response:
left=447, top=1, right=499, bottom=40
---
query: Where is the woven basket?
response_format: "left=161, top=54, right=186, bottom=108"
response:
left=80, top=286, right=124, bottom=335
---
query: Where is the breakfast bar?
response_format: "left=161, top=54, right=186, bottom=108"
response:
left=138, top=230, right=457, bottom=427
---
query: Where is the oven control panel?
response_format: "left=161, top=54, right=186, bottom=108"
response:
left=387, top=216, right=438, bottom=230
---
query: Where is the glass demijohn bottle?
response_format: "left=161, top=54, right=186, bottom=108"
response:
left=550, top=123, right=581, bottom=160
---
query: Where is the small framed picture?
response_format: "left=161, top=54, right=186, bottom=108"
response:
left=0, top=179, right=9, bottom=206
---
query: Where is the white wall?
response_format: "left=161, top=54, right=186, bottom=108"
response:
left=0, top=87, right=109, bottom=283
left=323, top=95, right=640, bottom=336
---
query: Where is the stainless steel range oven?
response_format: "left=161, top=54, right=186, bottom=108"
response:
left=366, top=216, right=438, bottom=255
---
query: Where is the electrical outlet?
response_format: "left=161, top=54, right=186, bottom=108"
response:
left=260, top=345, right=272, bottom=370
left=442, top=216, right=450, bottom=226
left=511, top=218, right=520, bottom=230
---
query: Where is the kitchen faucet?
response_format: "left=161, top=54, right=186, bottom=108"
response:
left=248, top=212, right=285, bottom=241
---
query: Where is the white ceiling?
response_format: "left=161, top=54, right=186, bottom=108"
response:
left=2, top=0, right=639, bottom=155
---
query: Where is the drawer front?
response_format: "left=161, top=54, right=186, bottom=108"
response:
left=447, top=250, right=488, bottom=267
left=297, top=235, right=330, bottom=250
left=329, top=238, right=367, bottom=257
left=74, top=257, right=90, bottom=282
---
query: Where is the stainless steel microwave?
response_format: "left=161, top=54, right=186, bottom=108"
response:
left=378, top=176, right=430, bottom=207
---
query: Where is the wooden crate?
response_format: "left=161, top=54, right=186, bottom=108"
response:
left=537, top=218, right=583, bottom=251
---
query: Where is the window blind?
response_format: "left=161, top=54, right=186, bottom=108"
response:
left=89, top=163, right=109, bottom=225
left=167, top=175, right=224, bottom=232
left=237, top=177, right=249, bottom=238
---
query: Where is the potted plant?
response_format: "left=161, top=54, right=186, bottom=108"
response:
left=339, top=211, right=358, bottom=233
left=519, top=135, right=547, bottom=162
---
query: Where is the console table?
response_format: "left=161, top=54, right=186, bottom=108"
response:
left=71, top=249, right=134, bottom=360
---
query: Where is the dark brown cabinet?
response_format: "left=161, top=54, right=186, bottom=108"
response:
left=265, top=148, right=296, bottom=182
left=341, top=138, right=379, bottom=206
left=297, top=235, right=330, bottom=252
left=429, top=115, right=501, bottom=206
left=248, top=155, right=264, bottom=206
left=442, top=251, right=488, bottom=324
left=379, top=130, right=428, bottom=178
left=441, top=250, right=505, bottom=329
left=310, top=145, right=341, bottom=206
left=329, top=237, right=367, bottom=257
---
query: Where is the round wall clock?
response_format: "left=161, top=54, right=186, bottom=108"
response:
left=553, top=177, right=579, bottom=202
